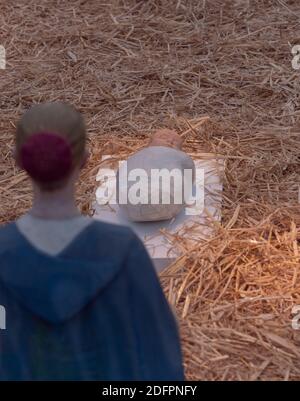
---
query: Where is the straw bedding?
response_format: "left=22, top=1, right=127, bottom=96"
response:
left=1, top=0, right=300, bottom=380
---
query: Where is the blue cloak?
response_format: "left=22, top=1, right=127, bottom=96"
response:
left=0, top=221, right=184, bottom=380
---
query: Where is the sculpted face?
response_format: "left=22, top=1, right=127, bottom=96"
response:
left=149, top=129, right=183, bottom=150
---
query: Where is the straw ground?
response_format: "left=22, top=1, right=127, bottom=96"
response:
left=1, top=0, right=300, bottom=380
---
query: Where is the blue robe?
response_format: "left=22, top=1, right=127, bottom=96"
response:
left=0, top=220, right=184, bottom=380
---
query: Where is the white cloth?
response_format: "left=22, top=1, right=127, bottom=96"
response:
left=117, top=146, right=195, bottom=222
left=16, top=214, right=92, bottom=256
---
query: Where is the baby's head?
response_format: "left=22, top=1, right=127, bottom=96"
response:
left=15, top=102, right=86, bottom=191
left=149, top=128, right=183, bottom=150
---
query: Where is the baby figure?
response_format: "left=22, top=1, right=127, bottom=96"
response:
left=117, top=128, right=195, bottom=222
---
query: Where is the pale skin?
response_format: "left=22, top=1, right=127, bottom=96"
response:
left=148, top=129, right=183, bottom=150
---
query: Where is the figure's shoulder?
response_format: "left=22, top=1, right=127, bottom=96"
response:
left=0, top=221, right=17, bottom=236
left=81, top=220, right=141, bottom=263
left=88, top=220, right=136, bottom=247
left=90, top=219, right=133, bottom=235
left=0, top=222, right=19, bottom=251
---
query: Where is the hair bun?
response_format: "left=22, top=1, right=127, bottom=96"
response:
left=20, top=132, right=73, bottom=183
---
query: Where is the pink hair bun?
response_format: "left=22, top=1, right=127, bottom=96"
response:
left=20, top=132, right=73, bottom=183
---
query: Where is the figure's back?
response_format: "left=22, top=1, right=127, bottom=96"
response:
left=0, top=220, right=184, bottom=380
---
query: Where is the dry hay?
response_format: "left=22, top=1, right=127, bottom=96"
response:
left=1, top=0, right=300, bottom=380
